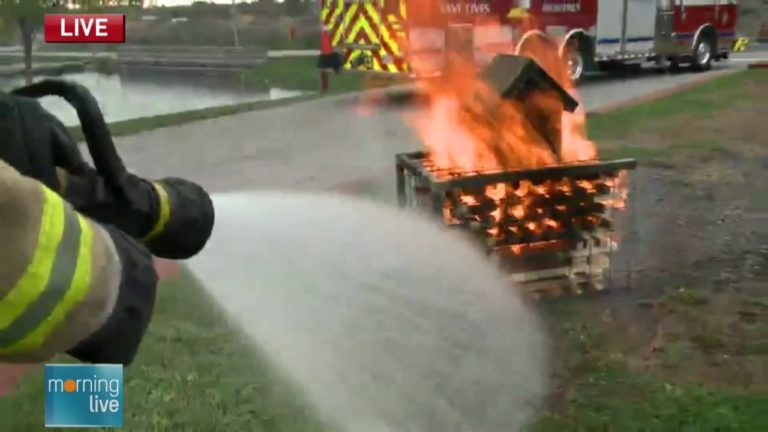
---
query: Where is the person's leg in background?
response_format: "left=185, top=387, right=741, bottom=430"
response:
left=333, top=51, right=343, bottom=75
left=320, top=69, right=330, bottom=93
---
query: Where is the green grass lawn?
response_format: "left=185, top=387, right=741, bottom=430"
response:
left=243, top=56, right=367, bottom=94
left=588, top=70, right=764, bottom=160
left=4, top=71, right=766, bottom=431
left=531, top=70, right=768, bottom=432
left=0, top=271, right=331, bottom=432
left=531, top=294, right=768, bottom=432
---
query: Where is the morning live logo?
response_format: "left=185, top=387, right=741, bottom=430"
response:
left=44, top=14, right=125, bottom=44
left=44, top=364, right=124, bottom=428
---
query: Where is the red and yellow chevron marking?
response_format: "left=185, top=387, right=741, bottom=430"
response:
left=341, top=1, right=408, bottom=74
left=385, top=13, right=409, bottom=72
left=379, top=0, right=409, bottom=72
left=321, top=0, right=344, bottom=48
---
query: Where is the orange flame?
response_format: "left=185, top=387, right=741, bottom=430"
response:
left=352, top=9, right=628, bottom=252
left=399, top=15, right=596, bottom=172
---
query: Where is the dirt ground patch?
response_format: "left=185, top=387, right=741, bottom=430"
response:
left=534, top=71, right=768, bottom=430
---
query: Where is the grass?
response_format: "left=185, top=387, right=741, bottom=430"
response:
left=4, top=68, right=767, bottom=432
left=529, top=69, right=768, bottom=431
left=0, top=271, right=331, bottom=432
left=530, top=290, right=768, bottom=432
left=532, top=277, right=768, bottom=430
left=243, top=57, right=365, bottom=94
left=531, top=366, right=768, bottom=432
left=588, top=73, right=749, bottom=139
left=588, top=70, right=767, bottom=163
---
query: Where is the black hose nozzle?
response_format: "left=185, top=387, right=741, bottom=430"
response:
left=142, top=177, right=215, bottom=260
left=12, top=79, right=215, bottom=260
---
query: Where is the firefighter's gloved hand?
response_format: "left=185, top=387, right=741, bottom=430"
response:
left=8, top=79, right=214, bottom=261
left=61, top=167, right=214, bottom=260
left=0, top=93, right=89, bottom=191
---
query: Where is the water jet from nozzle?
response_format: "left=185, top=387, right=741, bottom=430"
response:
left=187, top=191, right=550, bottom=432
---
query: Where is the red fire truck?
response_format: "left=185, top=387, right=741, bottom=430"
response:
left=320, top=0, right=739, bottom=82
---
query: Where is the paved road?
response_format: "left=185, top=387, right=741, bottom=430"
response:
left=79, top=50, right=764, bottom=202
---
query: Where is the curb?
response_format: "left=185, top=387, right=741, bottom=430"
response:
left=748, top=61, right=768, bottom=70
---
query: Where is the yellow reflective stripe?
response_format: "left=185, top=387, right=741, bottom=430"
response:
left=345, top=5, right=380, bottom=66
left=508, top=7, right=529, bottom=19
left=342, top=1, right=406, bottom=73
left=0, top=214, right=94, bottom=355
left=343, top=3, right=359, bottom=44
left=142, top=182, right=171, bottom=242
left=330, top=0, right=345, bottom=46
left=0, top=187, right=64, bottom=329
left=366, top=5, right=398, bottom=72
left=330, top=1, right=343, bottom=26
left=343, top=3, right=363, bottom=69
left=362, top=4, right=382, bottom=50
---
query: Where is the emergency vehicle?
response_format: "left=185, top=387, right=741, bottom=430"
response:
left=320, top=0, right=739, bottom=82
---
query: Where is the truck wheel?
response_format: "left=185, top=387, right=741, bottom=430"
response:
left=691, top=36, right=713, bottom=72
left=562, top=39, right=585, bottom=84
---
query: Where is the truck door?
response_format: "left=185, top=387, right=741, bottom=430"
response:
left=624, top=0, right=657, bottom=53
left=595, top=0, right=625, bottom=56
left=654, top=0, right=676, bottom=54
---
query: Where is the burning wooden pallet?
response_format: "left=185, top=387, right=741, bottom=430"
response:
left=396, top=54, right=638, bottom=298
left=396, top=151, right=637, bottom=298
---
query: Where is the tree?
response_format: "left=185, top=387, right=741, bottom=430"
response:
left=0, top=0, right=46, bottom=85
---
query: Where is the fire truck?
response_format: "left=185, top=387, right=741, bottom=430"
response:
left=320, top=0, right=739, bottom=82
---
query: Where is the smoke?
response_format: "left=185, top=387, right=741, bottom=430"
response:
left=187, top=191, right=550, bottom=432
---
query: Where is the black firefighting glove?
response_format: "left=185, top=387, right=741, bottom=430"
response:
left=67, top=225, right=158, bottom=366
left=0, top=91, right=159, bottom=365
left=0, top=91, right=89, bottom=191
left=10, top=79, right=215, bottom=260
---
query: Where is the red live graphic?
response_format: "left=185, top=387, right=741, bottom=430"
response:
left=44, top=14, right=125, bottom=43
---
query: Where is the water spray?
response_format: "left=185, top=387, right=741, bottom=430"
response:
left=188, top=191, right=550, bottom=431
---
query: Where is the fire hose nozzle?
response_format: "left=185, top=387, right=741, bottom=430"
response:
left=11, top=78, right=215, bottom=261
left=142, top=177, right=215, bottom=260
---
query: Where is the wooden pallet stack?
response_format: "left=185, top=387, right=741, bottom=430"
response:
left=398, top=155, right=635, bottom=298
left=498, top=231, right=618, bottom=299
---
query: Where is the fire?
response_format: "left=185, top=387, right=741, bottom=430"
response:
left=401, top=18, right=596, bottom=174
left=390, top=16, right=616, bottom=250
left=386, top=10, right=638, bottom=295
left=443, top=174, right=624, bottom=250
